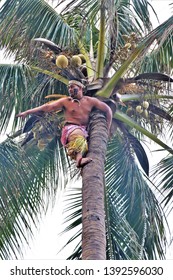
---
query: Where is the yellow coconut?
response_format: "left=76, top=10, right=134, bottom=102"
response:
left=71, top=55, right=82, bottom=66
left=142, top=101, right=149, bottom=109
left=142, top=109, right=149, bottom=118
left=136, top=105, right=143, bottom=114
left=56, top=55, right=68, bottom=68
left=124, top=43, right=131, bottom=49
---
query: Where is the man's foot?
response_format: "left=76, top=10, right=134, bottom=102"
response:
left=76, top=157, right=92, bottom=168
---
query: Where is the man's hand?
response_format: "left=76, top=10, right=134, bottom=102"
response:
left=16, top=112, right=28, bottom=119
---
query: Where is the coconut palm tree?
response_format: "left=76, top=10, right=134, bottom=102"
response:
left=0, top=0, right=173, bottom=259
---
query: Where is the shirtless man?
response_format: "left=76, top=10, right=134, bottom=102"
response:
left=16, top=80, right=112, bottom=167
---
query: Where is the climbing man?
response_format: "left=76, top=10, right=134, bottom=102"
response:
left=16, top=79, right=112, bottom=167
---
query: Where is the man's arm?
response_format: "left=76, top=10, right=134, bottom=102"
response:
left=16, top=98, right=66, bottom=119
left=91, top=97, right=112, bottom=134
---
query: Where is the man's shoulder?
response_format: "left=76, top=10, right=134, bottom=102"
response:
left=56, top=96, right=69, bottom=104
left=48, top=97, right=68, bottom=108
left=83, top=96, right=97, bottom=102
left=82, top=96, right=95, bottom=106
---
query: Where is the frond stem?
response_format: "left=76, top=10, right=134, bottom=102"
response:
left=96, top=2, right=106, bottom=79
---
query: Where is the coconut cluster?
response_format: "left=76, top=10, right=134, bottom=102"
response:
left=31, top=114, right=60, bottom=151
left=55, top=53, right=86, bottom=68
left=126, top=101, right=150, bottom=119
left=122, top=32, right=138, bottom=51
left=114, top=32, right=139, bottom=63
left=31, top=123, right=54, bottom=151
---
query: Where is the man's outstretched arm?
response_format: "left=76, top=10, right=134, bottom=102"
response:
left=16, top=98, right=66, bottom=119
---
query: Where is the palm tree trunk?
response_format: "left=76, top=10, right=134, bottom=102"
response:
left=81, top=110, right=109, bottom=260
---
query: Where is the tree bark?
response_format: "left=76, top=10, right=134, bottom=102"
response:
left=81, top=110, right=109, bottom=260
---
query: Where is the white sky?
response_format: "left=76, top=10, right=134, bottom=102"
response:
left=150, top=0, right=172, bottom=27
left=0, top=0, right=173, bottom=260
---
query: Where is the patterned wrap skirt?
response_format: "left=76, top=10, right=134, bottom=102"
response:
left=61, top=124, right=88, bottom=159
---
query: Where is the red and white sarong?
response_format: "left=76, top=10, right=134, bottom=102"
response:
left=61, top=124, right=88, bottom=146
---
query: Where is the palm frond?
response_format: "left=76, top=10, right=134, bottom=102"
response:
left=152, top=155, right=173, bottom=207
left=115, top=120, right=149, bottom=175
left=61, top=0, right=154, bottom=33
left=33, top=38, right=62, bottom=54
left=148, top=104, right=172, bottom=121
left=58, top=186, right=82, bottom=260
left=134, top=72, right=173, bottom=82
left=0, top=63, right=69, bottom=134
left=0, top=138, right=71, bottom=258
left=0, top=64, right=34, bottom=132
left=95, top=2, right=106, bottom=79
left=115, top=110, right=173, bottom=155
left=105, top=134, right=167, bottom=259
left=139, top=20, right=173, bottom=73
left=131, top=0, right=156, bottom=32
left=97, top=15, right=173, bottom=98
left=0, top=0, right=76, bottom=61
left=59, top=181, right=141, bottom=260
left=105, top=188, right=142, bottom=260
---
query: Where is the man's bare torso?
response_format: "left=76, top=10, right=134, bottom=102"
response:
left=62, top=96, right=93, bottom=125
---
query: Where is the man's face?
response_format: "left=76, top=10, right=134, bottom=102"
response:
left=68, top=84, right=82, bottom=98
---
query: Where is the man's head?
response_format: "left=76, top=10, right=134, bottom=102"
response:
left=68, top=80, right=85, bottom=99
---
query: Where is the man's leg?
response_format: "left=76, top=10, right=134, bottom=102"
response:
left=67, top=128, right=92, bottom=167
left=75, top=152, right=92, bottom=167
